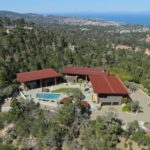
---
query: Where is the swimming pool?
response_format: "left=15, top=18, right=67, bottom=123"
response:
left=36, top=93, right=61, bottom=101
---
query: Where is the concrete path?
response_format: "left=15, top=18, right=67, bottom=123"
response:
left=91, top=89, right=150, bottom=125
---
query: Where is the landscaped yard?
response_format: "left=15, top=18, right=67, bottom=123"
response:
left=52, top=88, right=82, bottom=97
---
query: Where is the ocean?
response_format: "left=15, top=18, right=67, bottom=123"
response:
left=57, top=12, right=150, bottom=26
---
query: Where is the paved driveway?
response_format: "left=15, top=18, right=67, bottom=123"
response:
left=91, top=89, right=150, bottom=125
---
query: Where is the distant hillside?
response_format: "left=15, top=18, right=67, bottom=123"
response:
left=0, top=11, right=119, bottom=27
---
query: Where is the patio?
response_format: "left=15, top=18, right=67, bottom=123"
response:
left=21, top=81, right=97, bottom=108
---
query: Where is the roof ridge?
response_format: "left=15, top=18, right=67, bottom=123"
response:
left=17, top=68, right=60, bottom=82
left=17, top=68, right=54, bottom=74
left=103, top=76, right=115, bottom=93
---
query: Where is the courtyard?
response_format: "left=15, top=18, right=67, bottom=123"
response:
left=21, top=81, right=96, bottom=109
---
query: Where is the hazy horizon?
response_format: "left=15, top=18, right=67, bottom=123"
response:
left=1, top=10, right=150, bottom=16
left=0, top=0, right=150, bottom=14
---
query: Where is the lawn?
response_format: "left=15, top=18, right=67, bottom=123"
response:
left=52, top=88, right=82, bottom=97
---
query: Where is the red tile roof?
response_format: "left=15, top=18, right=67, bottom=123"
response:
left=63, top=66, right=108, bottom=76
left=60, top=97, right=69, bottom=104
left=82, top=101, right=89, bottom=108
left=60, top=97, right=89, bottom=108
left=17, top=68, right=60, bottom=82
left=89, top=75, right=128, bottom=95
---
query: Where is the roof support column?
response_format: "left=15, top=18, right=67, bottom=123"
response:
left=111, top=102, right=113, bottom=106
left=40, top=80, right=42, bottom=88
left=97, top=95, right=100, bottom=104
left=119, top=100, right=121, bottom=105
left=22, top=82, right=26, bottom=89
left=85, top=75, right=88, bottom=81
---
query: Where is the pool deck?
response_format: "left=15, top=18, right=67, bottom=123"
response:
left=22, top=83, right=81, bottom=108
left=22, top=82, right=96, bottom=108
left=22, top=88, right=59, bottom=108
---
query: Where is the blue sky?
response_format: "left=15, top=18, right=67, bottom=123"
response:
left=0, top=0, right=150, bottom=14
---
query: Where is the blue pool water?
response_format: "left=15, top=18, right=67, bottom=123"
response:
left=36, top=93, right=61, bottom=100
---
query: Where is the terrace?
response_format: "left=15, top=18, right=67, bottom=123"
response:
left=21, top=80, right=97, bottom=109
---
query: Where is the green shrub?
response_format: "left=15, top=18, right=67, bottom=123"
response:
left=124, top=101, right=142, bottom=113
left=0, top=144, right=16, bottom=150
left=109, top=67, right=134, bottom=81
left=122, top=105, right=130, bottom=112
left=128, top=142, right=133, bottom=150
left=129, top=82, right=138, bottom=92
left=122, top=101, right=142, bottom=113
left=122, top=97, right=131, bottom=104
left=0, top=113, right=11, bottom=129
left=129, top=101, right=141, bottom=112
left=78, top=78, right=84, bottom=87
left=144, top=122, right=150, bottom=130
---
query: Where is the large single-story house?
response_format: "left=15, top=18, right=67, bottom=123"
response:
left=17, top=66, right=128, bottom=105
left=63, top=66, right=128, bottom=105
left=89, top=75, right=128, bottom=105
left=17, top=68, right=60, bottom=89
